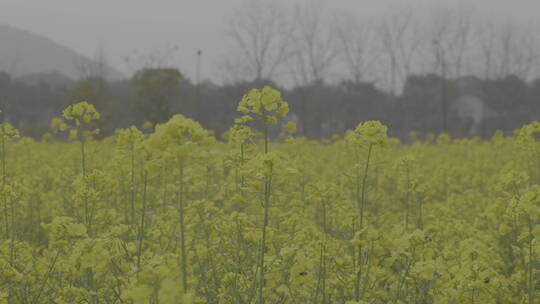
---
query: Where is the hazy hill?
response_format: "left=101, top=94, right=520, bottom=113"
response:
left=0, top=24, right=124, bottom=81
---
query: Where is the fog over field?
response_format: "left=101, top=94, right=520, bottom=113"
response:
left=1, top=0, right=538, bottom=83
left=4, top=2, right=540, bottom=303
left=1, top=0, right=539, bottom=139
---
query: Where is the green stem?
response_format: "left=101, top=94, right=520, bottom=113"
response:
left=9, top=196, right=15, bottom=264
left=130, top=142, right=135, bottom=227
left=240, top=143, right=245, bottom=191
left=234, top=218, right=244, bottom=304
left=1, top=123, right=8, bottom=239
left=31, top=249, right=61, bottom=304
left=263, top=121, right=268, bottom=154
left=322, top=245, right=326, bottom=304
left=359, top=144, right=373, bottom=230
left=81, top=137, right=86, bottom=176
left=258, top=174, right=272, bottom=304
left=258, top=122, right=270, bottom=304
left=178, top=165, right=188, bottom=292
left=322, top=199, right=327, bottom=234
left=314, top=244, right=327, bottom=303
left=81, top=139, right=90, bottom=233
left=355, top=144, right=373, bottom=301
left=528, top=218, right=534, bottom=304
left=205, top=166, right=211, bottom=199
left=405, top=167, right=410, bottom=232
left=136, top=170, right=148, bottom=277
left=1, top=122, right=5, bottom=187
left=393, top=255, right=412, bottom=303
left=417, top=191, right=424, bottom=230
left=197, top=207, right=220, bottom=298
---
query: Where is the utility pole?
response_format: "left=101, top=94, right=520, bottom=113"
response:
left=433, top=40, right=448, bottom=133
left=196, top=49, right=202, bottom=122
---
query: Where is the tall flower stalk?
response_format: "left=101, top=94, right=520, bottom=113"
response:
left=345, top=121, right=387, bottom=301
left=60, top=102, right=100, bottom=231
left=235, top=86, right=293, bottom=304
left=116, top=126, right=145, bottom=228
left=0, top=114, right=19, bottom=273
left=145, top=114, right=215, bottom=293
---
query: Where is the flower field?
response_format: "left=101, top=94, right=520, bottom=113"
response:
left=1, top=86, right=540, bottom=303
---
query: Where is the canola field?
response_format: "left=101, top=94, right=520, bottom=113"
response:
left=1, top=86, right=540, bottom=303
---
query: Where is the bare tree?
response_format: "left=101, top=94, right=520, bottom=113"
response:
left=494, top=21, right=539, bottom=80
left=423, top=7, right=475, bottom=79
left=289, top=0, right=339, bottom=86
left=75, top=41, right=110, bottom=81
left=423, top=7, right=479, bottom=133
left=124, top=44, right=180, bottom=73
left=378, top=8, right=422, bottom=94
left=225, top=0, right=293, bottom=82
left=474, top=17, right=539, bottom=81
left=476, top=17, right=497, bottom=80
left=334, top=13, right=380, bottom=84
left=432, top=39, right=449, bottom=132
left=474, top=17, right=498, bottom=137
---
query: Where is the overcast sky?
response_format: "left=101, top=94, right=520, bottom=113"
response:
left=1, top=0, right=538, bottom=82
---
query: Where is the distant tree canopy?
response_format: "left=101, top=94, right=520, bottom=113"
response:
left=0, top=71, right=11, bottom=87
left=70, top=78, right=116, bottom=135
left=1, top=68, right=540, bottom=141
left=131, top=68, right=187, bottom=125
left=2, top=2, right=540, bottom=140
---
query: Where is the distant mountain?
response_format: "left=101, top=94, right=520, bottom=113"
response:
left=0, top=24, right=125, bottom=81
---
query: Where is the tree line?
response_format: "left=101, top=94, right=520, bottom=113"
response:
left=1, top=1, right=540, bottom=140
left=222, top=1, right=540, bottom=92
left=0, top=68, right=539, bottom=140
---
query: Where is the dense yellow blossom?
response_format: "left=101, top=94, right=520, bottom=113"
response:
left=1, top=92, right=540, bottom=303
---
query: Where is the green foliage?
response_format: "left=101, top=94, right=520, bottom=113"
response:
left=131, top=68, right=187, bottom=126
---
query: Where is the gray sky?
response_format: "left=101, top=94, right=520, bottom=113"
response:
left=1, top=0, right=538, bottom=83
